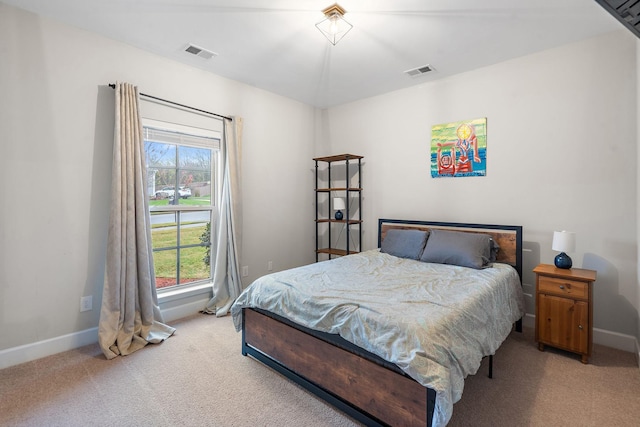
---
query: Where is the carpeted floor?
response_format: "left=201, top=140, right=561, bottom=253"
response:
left=449, top=324, right=640, bottom=426
left=1, top=314, right=638, bottom=426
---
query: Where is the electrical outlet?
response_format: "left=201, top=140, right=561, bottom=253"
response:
left=268, top=261, right=273, bottom=271
left=242, top=266, right=249, bottom=277
left=80, top=296, right=93, bottom=312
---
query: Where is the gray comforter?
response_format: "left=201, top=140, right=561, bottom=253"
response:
left=231, top=250, right=524, bottom=426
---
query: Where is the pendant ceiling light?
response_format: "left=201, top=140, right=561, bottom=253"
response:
left=316, top=3, right=352, bottom=45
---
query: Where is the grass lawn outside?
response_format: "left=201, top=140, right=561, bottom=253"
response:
left=152, top=223, right=210, bottom=288
left=149, top=196, right=211, bottom=207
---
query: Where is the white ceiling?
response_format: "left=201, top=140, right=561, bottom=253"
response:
left=3, top=0, right=624, bottom=108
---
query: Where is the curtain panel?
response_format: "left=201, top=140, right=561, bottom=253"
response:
left=204, top=117, right=243, bottom=316
left=98, top=82, right=175, bottom=360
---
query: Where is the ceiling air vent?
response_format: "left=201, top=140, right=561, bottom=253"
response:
left=595, top=0, right=640, bottom=39
left=184, top=44, right=218, bottom=60
left=404, top=64, right=435, bottom=78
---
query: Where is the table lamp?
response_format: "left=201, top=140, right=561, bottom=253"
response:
left=333, top=198, right=345, bottom=220
left=552, top=230, right=576, bottom=269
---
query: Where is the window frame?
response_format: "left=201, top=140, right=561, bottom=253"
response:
left=142, top=118, right=222, bottom=292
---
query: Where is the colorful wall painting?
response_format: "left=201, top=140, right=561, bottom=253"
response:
left=431, top=117, right=487, bottom=178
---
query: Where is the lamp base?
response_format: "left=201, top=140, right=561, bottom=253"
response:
left=554, top=252, right=572, bottom=269
left=334, top=210, right=343, bottom=220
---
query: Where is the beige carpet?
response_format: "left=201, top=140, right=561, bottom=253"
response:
left=1, top=314, right=638, bottom=426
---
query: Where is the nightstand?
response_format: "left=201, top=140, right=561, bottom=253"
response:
left=533, top=264, right=597, bottom=363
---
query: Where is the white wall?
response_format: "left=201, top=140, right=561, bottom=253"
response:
left=0, top=4, right=316, bottom=356
left=322, top=30, right=639, bottom=344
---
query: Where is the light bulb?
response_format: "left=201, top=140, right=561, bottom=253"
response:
left=329, top=15, right=339, bottom=34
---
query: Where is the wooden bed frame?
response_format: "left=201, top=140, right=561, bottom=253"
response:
left=241, top=219, right=523, bottom=427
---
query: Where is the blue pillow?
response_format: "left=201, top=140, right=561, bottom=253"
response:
left=419, top=229, right=495, bottom=269
left=380, top=229, right=429, bottom=260
left=489, top=238, right=501, bottom=262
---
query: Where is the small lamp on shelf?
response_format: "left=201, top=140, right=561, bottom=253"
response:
left=552, top=230, right=576, bottom=269
left=333, top=197, right=345, bottom=220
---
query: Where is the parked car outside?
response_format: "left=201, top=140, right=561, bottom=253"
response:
left=155, top=186, right=175, bottom=199
left=155, top=186, right=191, bottom=199
left=178, top=186, right=191, bottom=199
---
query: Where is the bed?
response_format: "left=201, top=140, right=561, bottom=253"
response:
left=230, top=219, right=524, bottom=427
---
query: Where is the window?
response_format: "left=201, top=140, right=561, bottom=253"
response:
left=143, top=119, right=221, bottom=290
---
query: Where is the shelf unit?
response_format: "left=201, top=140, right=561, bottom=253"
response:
left=314, top=154, right=363, bottom=261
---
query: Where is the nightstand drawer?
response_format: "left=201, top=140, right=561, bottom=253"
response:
left=538, top=276, right=588, bottom=299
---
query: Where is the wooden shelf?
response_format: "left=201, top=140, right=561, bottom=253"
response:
left=315, top=187, right=363, bottom=192
left=313, top=154, right=363, bottom=163
left=316, top=219, right=362, bottom=224
left=316, top=248, right=360, bottom=256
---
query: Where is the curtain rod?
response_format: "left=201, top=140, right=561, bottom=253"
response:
left=108, top=83, right=231, bottom=121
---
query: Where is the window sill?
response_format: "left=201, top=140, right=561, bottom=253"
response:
left=158, top=282, right=212, bottom=304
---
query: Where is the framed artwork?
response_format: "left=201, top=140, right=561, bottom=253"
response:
left=431, top=117, right=487, bottom=178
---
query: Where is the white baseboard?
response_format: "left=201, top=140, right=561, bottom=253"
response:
left=593, top=327, right=638, bottom=353
left=0, top=295, right=210, bottom=370
left=522, top=313, right=536, bottom=329
left=159, top=296, right=211, bottom=323
left=0, top=327, right=98, bottom=370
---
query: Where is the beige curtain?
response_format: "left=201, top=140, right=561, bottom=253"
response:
left=203, top=117, right=243, bottom=316
left=98, top=82, right=175, bottom=360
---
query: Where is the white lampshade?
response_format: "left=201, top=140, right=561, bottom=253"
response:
left=333, top=197, right=345, bottom=210
left=552, top=231, right=576, bottom=253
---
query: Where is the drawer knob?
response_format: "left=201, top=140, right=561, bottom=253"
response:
left=559, top=285, right=565, bottom=290
left=578, top=325, right=583, bottom=330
